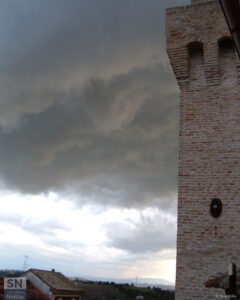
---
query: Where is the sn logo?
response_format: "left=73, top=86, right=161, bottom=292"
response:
left=4, top=278, right=26, bottom=290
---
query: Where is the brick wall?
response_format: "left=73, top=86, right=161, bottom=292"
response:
left=166, top=1, right=240, bottom=299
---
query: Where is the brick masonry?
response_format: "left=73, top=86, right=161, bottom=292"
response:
left=166, top=0, right=240, bottom=299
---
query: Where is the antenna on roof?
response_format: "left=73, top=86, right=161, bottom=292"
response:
left=23, top=255, right=28, bottom=271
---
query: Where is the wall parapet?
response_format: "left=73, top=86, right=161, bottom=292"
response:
left=166, top=0, right=239, bottom=90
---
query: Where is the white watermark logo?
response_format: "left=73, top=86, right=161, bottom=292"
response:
left=4, top=278, right=26, bottom=300
left=4, top=279, right=26, bottom=290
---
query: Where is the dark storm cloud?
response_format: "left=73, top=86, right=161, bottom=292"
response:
left=0, top=0, right=189, bottom=208
left=0, top=0, right=189, bottom=127
left=0, top=62, right=178, bottom=208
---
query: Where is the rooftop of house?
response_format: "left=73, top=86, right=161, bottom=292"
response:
left=205, top=270, right=240, bottom=298
left=26, top=269, right=85, bottom=294
left=0, top=278, right=50, bottom=300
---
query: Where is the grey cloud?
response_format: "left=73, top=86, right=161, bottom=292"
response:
left=22, top=220, right=71, bottom=237
left=105, top=212, right=176, bottom=253
left=0, top=214, right=70, bottom=237
left=0, top=62, right=178, bottom=208
left=0, top=0, right=188, bottom=128
left=0, top=215, right=84, bottom=251
left=0, top=0, right=190, bottom=209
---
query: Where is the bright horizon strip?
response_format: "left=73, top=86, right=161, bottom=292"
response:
left=0, top=190, right=176, bottom=284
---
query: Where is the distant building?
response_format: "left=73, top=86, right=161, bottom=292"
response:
left=23, top=269, right=85, bottom=300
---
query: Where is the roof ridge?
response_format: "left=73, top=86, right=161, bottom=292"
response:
left=30, top=268, right=61, bottom=273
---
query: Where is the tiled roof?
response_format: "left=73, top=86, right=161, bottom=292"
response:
left=28, top=269, right=85, bottom=293
left=0, top=278, right=50, bottom=300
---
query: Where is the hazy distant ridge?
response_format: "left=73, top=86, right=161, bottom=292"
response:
left=74, top=275, right=174, bottom=290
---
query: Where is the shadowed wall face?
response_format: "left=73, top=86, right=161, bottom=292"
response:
left=166, top=0, right=240, bottom=299
left=219, top=38, right=238, bottom=85
left=188, top=42, right=205, bottom=88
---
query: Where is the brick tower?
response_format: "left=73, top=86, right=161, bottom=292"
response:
left=166, top=0, right=240, bottom=299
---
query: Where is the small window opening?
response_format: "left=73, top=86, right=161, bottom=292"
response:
left=219, top=38, right=237, bottom=86
left=188, top=42, right=205, bottom=88
left=210, top=198, right=222, bottom=218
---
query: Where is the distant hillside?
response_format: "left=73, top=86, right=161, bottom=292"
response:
left=74, top=280, right=174, bottom=300
left=73, top=275, right=174, bottom=290
left=0, top=270, right=24, bottom=277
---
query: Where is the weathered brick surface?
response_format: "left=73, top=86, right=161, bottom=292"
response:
left=166, top=1, right=240, bottom=299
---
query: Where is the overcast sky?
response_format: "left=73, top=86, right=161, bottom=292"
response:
left=0, top=0, right=189, bottom=284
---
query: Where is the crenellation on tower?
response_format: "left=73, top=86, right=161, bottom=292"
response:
left=166, top=0, right=240, bottom=299
left=166, top=1, right=236, bottom=89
